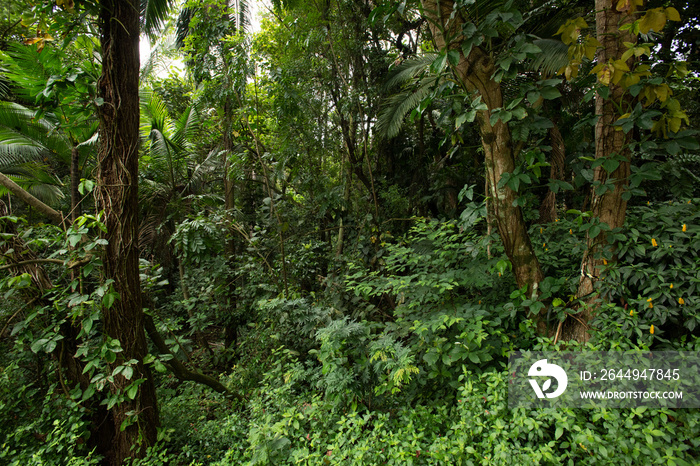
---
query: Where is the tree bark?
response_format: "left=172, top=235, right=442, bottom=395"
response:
left=95, top=0, right=159, bottom=462
left=564, top=0, right=635, bottom=342
left=420, top=0, right=544, bottom=301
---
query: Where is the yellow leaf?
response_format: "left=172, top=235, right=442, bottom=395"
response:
left=636, top=46, right=650, bottom=57
left=612, top=68, right=626, bottom=85
left=616, top=0, right=632, bottom=13
left=583, top=36, right=600, bottom=60
left=668, top=117, right=682, bottom=133
left=639, top=8, right=667, bottom=34
left=621, top=49, right=635, bottom=62
left=654, top=84, right=671, bottom=102
left=556, top=18, right=588, bottom=45
left=664, top=98, right=681, bottom=112
left=667, top=62, right=689, bottom=79
left=613, top=59, right=630, bottom=71
left=623, top=73, right=640, bottom=87
left=652, top=117, right=667, bottom=138
left=665, top=7, right=681, bottom=22
left=23, top=37, right=42, bottom=46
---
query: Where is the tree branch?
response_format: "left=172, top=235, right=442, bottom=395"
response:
left=0, top=256, right=93, bottom=271
left=143, top=314, right=244, bottom=402
left=0, top=172, right=67, bottom=226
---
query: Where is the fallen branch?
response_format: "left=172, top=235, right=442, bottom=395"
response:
left=0, top=172, right=67, bottom=226
left=143, top=314, right=244, bottom=402
left=0, top=256, right=93, bottom=271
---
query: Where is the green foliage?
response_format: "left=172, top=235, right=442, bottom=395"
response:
left=0, top=381, right=101, bottom=466
left=1, top=0, right=700, bottom=464
left=595, top=200, right=700, bottom=344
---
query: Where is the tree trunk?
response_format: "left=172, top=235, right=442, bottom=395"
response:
left=564, top=0, right=635, bottom=342
left=95, top=0, right=159, bottom=462
left=71, top=146, right=81, bottom=221
left=420, top=0, right=544, bottom=301
left=538, top=120, right=566, bottom=223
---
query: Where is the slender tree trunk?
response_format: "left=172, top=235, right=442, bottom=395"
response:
left=564, top=0, right=635, bottom=342
left=70, top=146, right=81, bottom=221
left=421, top=0, right=544, bottom=301
left=95, top=1, right=159, bottom=462
left=538, top=120, right=566, bottom=223
left=222, top=97, right=243, bottom=351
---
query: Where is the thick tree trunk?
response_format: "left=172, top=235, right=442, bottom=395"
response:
left=421, top=0, right=544, bottom=301
left=95, top=0, right=159, bottom=463
left=564, top=0, right=635, bottom=342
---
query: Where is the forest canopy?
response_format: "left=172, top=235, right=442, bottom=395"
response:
left=1, top=0, right=700, bottom=464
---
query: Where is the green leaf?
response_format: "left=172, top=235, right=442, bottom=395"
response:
left=430, top=53, right=447, bottom=73
left=540, top=87, right=561, bottom=100
left=31, top=338, right=49, bottom=353
left=527, top=91, right=540, bottom=105
left=78, top=179, right=95, bottom=195
left=511, top=107, right=527, bottom=120
left=447, top=50, right=460, bottom=67
left=423, top=351, right=439, bottom=366
left=455, top=113, right=467, bottom=130
left=602, top=158, right=620, bottom=174
left=122, top=366, right=134, bottom=380
left=154, top=360, right=167, bottom=372
left=82, top=384, right=95, bottom=401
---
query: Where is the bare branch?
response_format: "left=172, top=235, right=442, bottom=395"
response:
left=0, top=172, right=67, bottom=226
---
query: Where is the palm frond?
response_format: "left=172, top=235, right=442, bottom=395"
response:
left=527, top=39, right=569, bottom=76
left=0, top=171, right=64, bottom=205
left=141, top=0, right=175, bottom=43
left=383, top=54, right=436, bottom=91
left=175, top=98, right=202, bottom=145
left=377, top=76, right=439, bottom=140
left=185, top=148, right=222, bottom=193
left=0, top=102, right=72, bottom=166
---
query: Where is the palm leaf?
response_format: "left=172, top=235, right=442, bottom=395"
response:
left=0, top=102, right=72, bottom=166
left=141, top=0, right=175, bottom=43
left=527, top=39, right=570, bottom=76
left=377, top=76, right=439, bottom=140
left=383, top=54, right=436, bottom=91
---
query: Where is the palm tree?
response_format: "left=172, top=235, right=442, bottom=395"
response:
left=0, top=42, right=100, bottom=219
left=0, top=102, right=68, bottom=206
left=138, top=91, right=220, bottom=255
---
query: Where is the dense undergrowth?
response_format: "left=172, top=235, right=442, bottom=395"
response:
left=5, top=200, right=697, bottom=465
